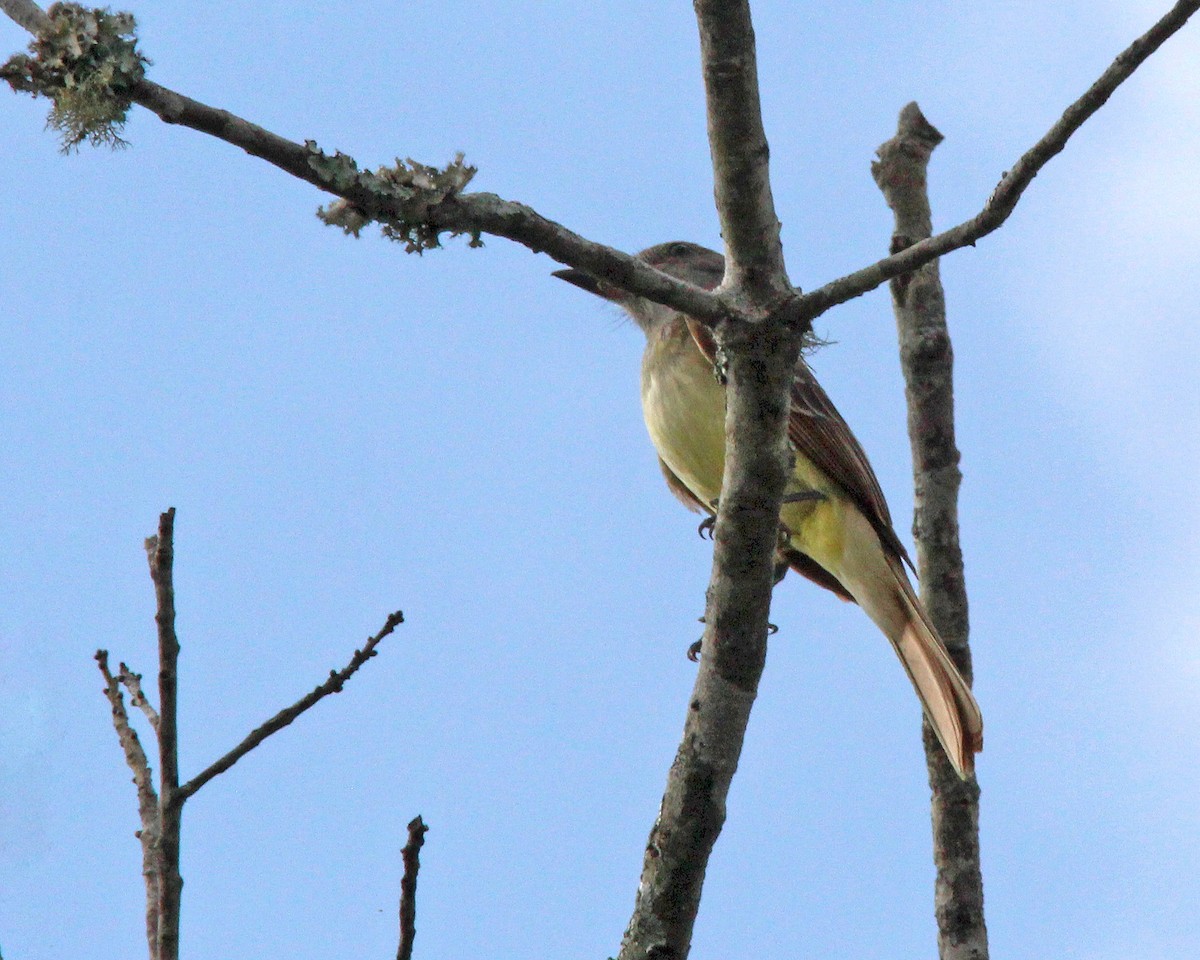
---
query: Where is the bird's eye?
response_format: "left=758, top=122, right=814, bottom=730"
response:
left=668, top=242, right=691, bottom=257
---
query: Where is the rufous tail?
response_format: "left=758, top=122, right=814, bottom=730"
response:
left=837, top=512, right=983, bottom=779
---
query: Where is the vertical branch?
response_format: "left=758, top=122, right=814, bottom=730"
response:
left=146, top=509, right=183, bottom=960
left=618, top=325, right=801, bottom=960
left=621, top=6, right=801, bottom=959
left=872, top=103, right=988, bottom=960
left=693, top=0, right=790, bottom=301
left=397, top=816, right=429, bottom=960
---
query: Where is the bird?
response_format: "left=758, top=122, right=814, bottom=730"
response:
left=554, top=240, right=983, bottom=779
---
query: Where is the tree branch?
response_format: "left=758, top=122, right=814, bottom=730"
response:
left=95, top=648, right=162, bottom=960
left=0, top=0, right=46, bottom=32
left=176, top=609, right=405, bottom=802
left=144, top=509, right=183, bottom=960
left=396, top=815, right=428, bottom=960
left=693, top=0, right=789, bottom=302
left=872, top=103, right=987, bottom=960
left=799, top=0, right=1200, bottom=324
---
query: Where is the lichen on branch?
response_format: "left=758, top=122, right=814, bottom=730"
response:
left=310, top=145, right=481, bottom=253
left=1, top=2, right=148, bottom=151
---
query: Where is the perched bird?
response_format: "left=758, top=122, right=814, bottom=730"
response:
left=554, top=241, right=983, bottom=779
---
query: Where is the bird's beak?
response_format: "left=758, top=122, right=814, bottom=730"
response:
left=552, top=267, right=612, bottom=300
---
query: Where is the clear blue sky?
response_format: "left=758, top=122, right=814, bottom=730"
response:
left=3, top=2, right=1198, bottom=958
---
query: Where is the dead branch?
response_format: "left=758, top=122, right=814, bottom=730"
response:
left=397, top=815, right=428, bottom=960
left=799, top=0, right=1200, bottom=323
left=873, top=103, right=988, bottom=960
left=176, top=609, right=404, bottom=802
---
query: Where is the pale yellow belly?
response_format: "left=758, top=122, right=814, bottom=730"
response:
left=640, top=333, right=851, bottom=579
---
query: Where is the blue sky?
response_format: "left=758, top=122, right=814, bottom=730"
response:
left=2, top=2, right=1198, bottom=958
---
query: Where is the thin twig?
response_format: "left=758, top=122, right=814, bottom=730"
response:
left=118, top=661, right=160, bottom=731
left=873, top=103, right=988, bottom=960
left=95, top=649, right=162, bottom=958
left=396, top=815, right=428, bottom=960
left=799, top=0, right=1200, bottom=324
left=176, top=609, right=405, bottom=802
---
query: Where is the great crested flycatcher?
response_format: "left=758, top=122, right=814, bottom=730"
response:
left=554, top=241, right=983, bottom=779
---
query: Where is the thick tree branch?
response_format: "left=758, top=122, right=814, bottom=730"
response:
left=799, top=0, right=1200, bottom=324
left=396, top=815, right=428, bottom=960
left=873, top=103, right=987, bottom=960
left=176, top=609, right=405, bottom=802
left=619, top=324, right=801, bottom=960
left=618, top=8, right=803, bottom=959
left=693, top=0, right=789, bottom=302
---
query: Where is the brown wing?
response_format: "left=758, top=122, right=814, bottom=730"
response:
left=787, top=361, right=913, bottom=571
left=683, top=318, right=913, bottom=573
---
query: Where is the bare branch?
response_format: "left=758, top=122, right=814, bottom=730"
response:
left=799, top=0, right=1200, bottom=323
left=396, top=815, right=428, bottom=960
left=95, top=650, right=159, bottom=823
left=693, top=0, right=789, bottom=302
left=118, top=661, right=160, bottom=732
left=129, top=81, right=735, bottom=325
left=95, top=649, right=162, bottom=958
left=176, top=609, right=405, bottom=802
left=873, top=103, right=988, bottom=960
left=619, top=323, right=802, bottom=960
left=2, top=2, right=730, bottom=326
left=144, top=508, right=182, bottom=960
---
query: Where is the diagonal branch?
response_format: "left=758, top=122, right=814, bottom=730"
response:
left=175, top=609, right=405, bottom=802
left=798, top=0, right=1200, bottom=324
left=118, top=661, right=160, bottom=732
left=95, top=649, right=162, bottom=958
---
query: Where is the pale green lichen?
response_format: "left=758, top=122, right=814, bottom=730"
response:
left=310, top=145, right=481, bottom=253
left=1, top=3, right=149, bottom=151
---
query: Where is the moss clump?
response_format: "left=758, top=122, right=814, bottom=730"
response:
left=1, top=3, right=149, bottom=151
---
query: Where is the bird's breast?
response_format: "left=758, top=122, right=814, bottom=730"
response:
left=640, top=329, right=728, bottom=508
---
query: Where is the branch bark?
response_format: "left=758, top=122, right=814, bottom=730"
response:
left=95, top=649, right=161, bottom=960
left=694, top=0, right=789, bottom=301
left=799, top=0, right=1200, bottom=323
left=146, top=509, right=183, bottom=960
left=176, top=609, right=405, bottom=801
left=872, top=104, right=987, bottom=960
left=619, top=6, right=800, bottom=957
left=93, top=509, right=402, bottom=960
left=396, top=815, right=428, bottom=960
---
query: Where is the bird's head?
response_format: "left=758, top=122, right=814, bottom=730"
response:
left=553, top=241, right=725, bottom=337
